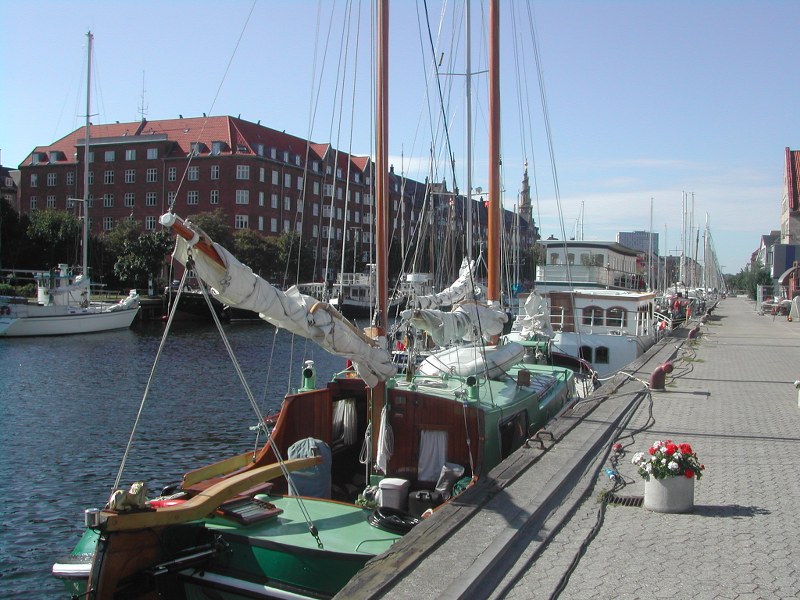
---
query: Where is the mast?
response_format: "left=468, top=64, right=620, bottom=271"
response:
left=465, top=0, right=473, bottom=258
left=487, top=0, right=500, bottom=303
left=82, top=31, right=93, bottom=283
left=375, top=0, right=389, bottom=333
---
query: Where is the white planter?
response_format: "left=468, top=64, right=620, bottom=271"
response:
left=643, top=475, right=695, bottom=513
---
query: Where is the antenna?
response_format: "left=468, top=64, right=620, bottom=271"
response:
left=138, top=70, right=148, bottom=121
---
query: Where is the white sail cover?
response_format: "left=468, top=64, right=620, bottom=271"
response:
left=401, top=302, right=508, bottom=347
left=516, top=292, right=555, bottom=340
left=412, top=258, right=477, bottom=309
left=172, top=234, right=396, bottom=388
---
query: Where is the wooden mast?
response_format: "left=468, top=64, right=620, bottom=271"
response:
left=375, top=0, right=389, bottom=334
left=487, top=0, right=500, bottom=303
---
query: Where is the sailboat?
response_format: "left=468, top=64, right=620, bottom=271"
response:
left=52, top=5, right=574, bottom=598
left=0, top=32, right=139, bottom=337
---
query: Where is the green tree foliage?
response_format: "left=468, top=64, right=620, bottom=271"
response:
left=232, top=229, right=278, bottom=278
left=727, top=264, right=772, bottom=300
left=0, top=199, right=34, bottom=269
left=26, top=209, right=82, bottom=267
left=275, top=232, right=316, bottom=287
left=187, top=209, right=234, bottom=249
left=113, top=230, right=173, bottom=291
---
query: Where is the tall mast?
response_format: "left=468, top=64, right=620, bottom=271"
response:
left=83, top=31, right=93, bottom=280
left=465, top=0, right=473, bottom=258
left=487, top=0, right=500, bottom=303
left=375, top=0, right=389, bottom=333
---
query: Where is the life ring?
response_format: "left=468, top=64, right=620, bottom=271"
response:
left=367, top=506, right=420, bottom=535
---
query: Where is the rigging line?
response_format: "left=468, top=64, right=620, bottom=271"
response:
left=111, top=264, right=190, bottom=492
left=194, top=263, right=324, bottom=547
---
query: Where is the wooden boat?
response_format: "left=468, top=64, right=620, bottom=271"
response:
left=53, top=5, right=574, bottom=598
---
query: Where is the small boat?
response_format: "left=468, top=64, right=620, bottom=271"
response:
left=0, top=34, right=139, bottom=337
left=329, top=265, right=404, bottom=318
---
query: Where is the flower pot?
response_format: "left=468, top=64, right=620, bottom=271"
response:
left=643, top=475, right=694, bottom=513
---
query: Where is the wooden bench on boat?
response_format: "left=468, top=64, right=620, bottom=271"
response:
left=100, top=456, right=321, bottom=532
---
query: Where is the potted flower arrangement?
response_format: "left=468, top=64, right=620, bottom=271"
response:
left=632, top=439, right=704, bottom=513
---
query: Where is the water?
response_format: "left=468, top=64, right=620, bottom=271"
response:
left=0, top=320, right=345, bottom=599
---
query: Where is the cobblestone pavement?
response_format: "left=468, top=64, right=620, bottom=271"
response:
left=497, top=297, right=800, bottom=600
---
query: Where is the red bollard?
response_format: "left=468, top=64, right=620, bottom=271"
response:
left=649, top=361, right=674, bottom=391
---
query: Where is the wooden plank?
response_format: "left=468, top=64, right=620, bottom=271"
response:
left=102, top=457, right=320, bottom=531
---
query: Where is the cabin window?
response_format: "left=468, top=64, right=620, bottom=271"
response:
left=582, top=306, right=604, bottom=326
left=595, top=346, right=609, bottom=364
left=567, top=253, right=575, bottom=265
left=332, top=399, right=358, bottom=446
left=500, top=411, right=529, bottom=460
left=579, top=346, right=593, bottom=362
left=606, top=307, right=626, bottom=327
left=549, top=253, right=559, bottom=265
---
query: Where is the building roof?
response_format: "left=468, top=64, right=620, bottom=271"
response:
left=539, top=239, right=640, bottom=256
left=20, top=115, right=371, bottom=171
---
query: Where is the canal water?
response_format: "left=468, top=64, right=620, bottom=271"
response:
left=0, top=319, right=345, bottom=598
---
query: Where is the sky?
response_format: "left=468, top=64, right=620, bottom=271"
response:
left=2, top=0, right=798, bottom=275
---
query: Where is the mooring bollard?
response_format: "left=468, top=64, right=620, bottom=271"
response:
left=649, top=361, right=674, bottom=391
left=795, top=380, right=800, bottom=408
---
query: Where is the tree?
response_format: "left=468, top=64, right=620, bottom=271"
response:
left=275, top=232, right=315, bottom=287
left=728, top=264, right=772, bottom=300
left=232, top=229, right=278, bottom=278
left=26, top=209, right=82, bottom=268
left=186, top=209, right=234, bottom=249
left=113, top=230, right=173, bottom=291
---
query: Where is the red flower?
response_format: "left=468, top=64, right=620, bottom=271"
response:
left=684, top=469, right=694, bottom=478
left=679, top=443, right=693, bottom=454
left=648, top=447, right=656, bottom=455
left=664, top=443, right=678, bottom=456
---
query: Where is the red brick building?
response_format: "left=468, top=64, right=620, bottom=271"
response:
left=16, top=115, right=534, bottom=281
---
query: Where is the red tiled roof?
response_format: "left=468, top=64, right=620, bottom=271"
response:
left=20, top=116, right=369, bottom=170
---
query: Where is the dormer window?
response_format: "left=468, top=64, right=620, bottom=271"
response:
left=211, top=141, right=225, bottom=156
left=256, top=143, right=265, bottom=156
left=237, top=144, right=249, bottom=153
left=283, top=151, right=289, bottom=162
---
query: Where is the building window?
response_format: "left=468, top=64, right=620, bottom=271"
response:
left=104, top=151, right=115, bottom=162
left=283, top=219, right=290, bottom=232
left=236, top=165, right=250, bottom=180
left=146, top=168, right=158, bottom=183
left=146, top=148, right=158, bottom=159
left=313, top=181, right=320, bottom=195
left=235, top=214, right=249, bottom=229
left=582, top=306, right=604, bottom=326
left=259, top=167, right=265, bottom=182
left=87, top=194, right=94, bottom=208
left=187, top=190, right=199, bottom=205
left=606, top=307, right=627, bottom=328
left=283, top=196, right=290, bottom=210
left=323, top=184, right=333, bottom=197
left=296, top=199, right=303, bottom=212
left=46, top=195, right=56, bottom=208
left=125, top=169, right=136, bottom=184
left=272, top=170, right=279, bottom=185
left=47, top=173, right=57, bottom=186
left=30, top=174, right=38, bottom=187
left=258, top=191, right=265, bottom=206
left=124, top=193, right=135, bottom=207
left=29, top=196, right=37, bottom=209
left=126, top=149, right=136, bottom=161
left=236, top=189, right=249, bottom=204
left=168, top=191, right=176, bottom=204
left=211, top=164, right=220, bottom=180
left=312, top=203, right=319, bottom=216
left=258, top=215, right=264, bottom=231
left=66, top=197, right=75, bottom=209
left=187, top=166, right=199, bottom=181
left=270, top=218, right=278, bottom=232
left=297, top=176, right=303, bottom=191
left=284, top=173, right=291, bottom=187
left=168, top=167, right=177, bottom=182
left=312, top=161, right=319, bottom=172
left=146, top=192, right=157, bottom=206
left=271, top=194, right=278, bottom=209
left=145, top=216, right=157, bottom=230
left=355, top=211, right=360, bottom=223
left=210, top=190, right=219, bottom=205
left=104, top=170, right=115, bottom=184
left=296, top=222, right=302, bottom=233
left=312, top=224, right=318, bottom=237
left=355, top=191, right=360, bottom=204
left=66, top=172, right=75, bottom=186
left=103, top=216, right=114, bottom=230
left=103, top=193, right=114, bottom=208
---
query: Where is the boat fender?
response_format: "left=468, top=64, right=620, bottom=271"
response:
left=367, top=506, right=420, bottom=535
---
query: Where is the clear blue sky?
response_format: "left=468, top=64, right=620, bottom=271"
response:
left=2, top=0, right=798, bottom=275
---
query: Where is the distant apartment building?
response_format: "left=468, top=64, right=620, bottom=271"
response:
left=616, top=230, right=659, bottom=256
left=16, top=115, right=536, bottom=281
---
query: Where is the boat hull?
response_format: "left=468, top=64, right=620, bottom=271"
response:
left=0, top=304, right=139, bottom=337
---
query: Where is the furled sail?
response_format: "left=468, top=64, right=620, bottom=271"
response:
left=515, top=292, right=555, bottom=340
left=411, top=258, right=478, bottom=309
left=400, top=301, right=508, bottom=347
left=164, top=214, right=396, bottom=387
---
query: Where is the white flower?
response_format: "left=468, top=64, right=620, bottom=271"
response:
left=652, top=440, right=663, bottom=449
left=632, top=452, right=645, bottom=465
left=668, top=461, right=679, bottom=471
left=661, top=458, right=667, bottom=465
left=645, top=463, right=653, bottom=473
